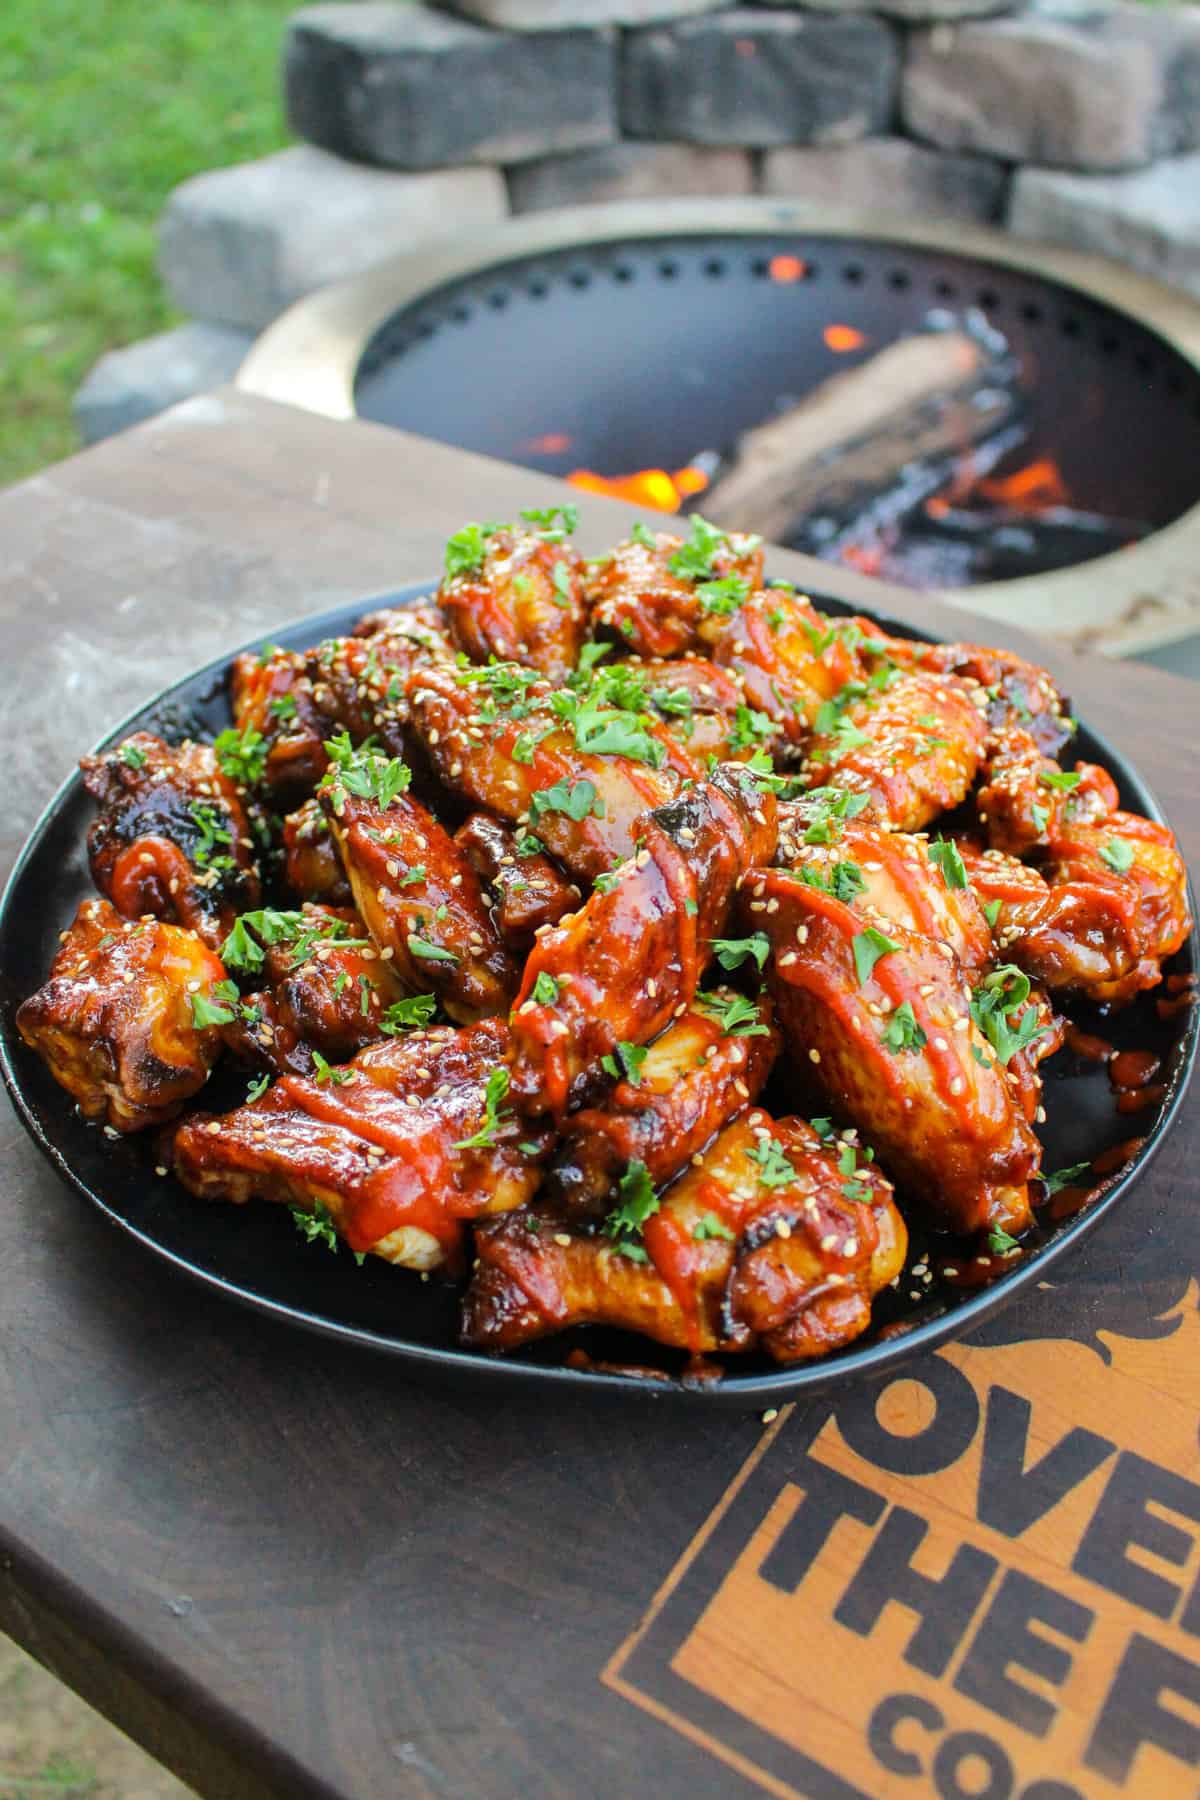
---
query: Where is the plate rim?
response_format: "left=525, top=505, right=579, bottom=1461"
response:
left=2, top=581, right=1196, bottom=1406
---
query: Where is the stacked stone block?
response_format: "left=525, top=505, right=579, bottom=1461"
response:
left=78, top=0, right=1200, bottom=442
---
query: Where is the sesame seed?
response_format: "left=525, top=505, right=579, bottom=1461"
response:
left=761, top=1408, right=779, bottom=1423
left=950, top=1076, right=964, bottom=1095
left=554, top=1233, right=571, bottom=1248
left=808, top=1049, right=820, bottom=1063
left=776, top=1220, right=792, bottom=1239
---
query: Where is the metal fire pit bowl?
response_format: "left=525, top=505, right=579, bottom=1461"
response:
left=238, top=199, right=1200, bottom=657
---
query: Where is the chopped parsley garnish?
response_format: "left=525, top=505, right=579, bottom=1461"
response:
left=852, top=926, right=901, bottom=986
left=454, top=1068, right=512, bottom=1150
left=838, top=1140, right=873, bottom=1203
left=118, top=740, right=147, bottom=769
left=269, top=692, right=298, bottom=720
left=256, top=643, right=282, bottom=667
left=1038, top=768, right=1081, bottom=792
left=246, top=1073, right=270, bottom=1102
left=833, top=720, right=871, bottom=753
left=188, top=802, right=234, bottom=869
left=711, top=932, right=770, bottom=973
left=520, top=504, right=578, bottom=536
left=727, top=704, right=775, bottom=755
left=1044, top=1161, right=1091, bottom=1194
left=601, top=1041, right=648, bottom=1085
left=883, top=999, right=927, bottom=1055
left=693, top=1212, right=736, bottom=1242
left=359, top=973, right=373, bottom=1017
left=550, top=663, right=665, bottom=767
left=696, top=576, right=749, bottom=617
left=987, top=1226, right=1022, bottom=1255
left=630, top=521, right=657, bottom=549
left=444, top=520, right=502, bottom=579
left=531, top=971, right=560, bottom=1005
left=379, top=993, right=438, bottom=1033
left=1100, top=838, right=1134, bottom=873
left=551, top=560, right=573, bottom=608
left=312, top=1050, right=353, bottom=1086
left=696, top=990, right=769, bottom=1038
left=592, top=868, right=622, bottom=894
left=668, top=514, right=756, bottom=583
left=969, top=965, right=1050, bottom=1065
left=529, top=777, right=604, bottom=824
left=573, top=640, right=612, bottom=679
left=221, top=908, right=356, bottom=973
left=810, top=1116, right=834, bottom=1141
left=1031, top=802, right=1050, bottom=835
left=797, top=786, right=871, bottom=845
left=746, top=1137, right=797, bottom=1189
left=604, top=1159, right=660, bottom=1243
left=213, top=724, right=268, bottom=786
left=456, top=658, right=542, bottom=723
left=983, top=899, right=1002, bottom=928
left=322, top=733, right=412, bottom=810
left=190, top=985, right=238, bottom=1029
left=396, top=864, right=427, bottom=887
left=406, top=934, right=459, bottom=964
left=929, top=836, right=968, bottom=890
left=799, top=861, right=866, bottom=904
left=514, top=830, right=545, bottom=858
left=291, top=1202, right=339, bottom=1253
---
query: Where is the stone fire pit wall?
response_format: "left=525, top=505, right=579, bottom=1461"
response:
left=75, top=0, right=1200, bottom=442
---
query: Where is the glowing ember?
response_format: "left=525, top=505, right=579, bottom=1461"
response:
left=768, top=255, right=807, bottom=284
left=823, top=324, right=867, bottom=354
left=524, top=431, right=573, bottom=454
left=567, top=465, right=710, bottom=511
left=976, top=457, right=1070, bottom=510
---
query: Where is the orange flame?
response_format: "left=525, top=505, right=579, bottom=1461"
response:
left=824, top=324, right=867, bottom=354
left=566, top=465, right=710, bottom=512
left=768, top=255, right=807, bottom=284
left=839, top=542, right=886, bottom=577
left=976, top=457, right=1070, bottom=510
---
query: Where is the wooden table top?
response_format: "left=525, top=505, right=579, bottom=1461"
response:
left=0, top=392, right=1196, bottom=1800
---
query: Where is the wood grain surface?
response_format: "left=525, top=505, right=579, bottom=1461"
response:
left=0, top=392, right=1196, bottom=1800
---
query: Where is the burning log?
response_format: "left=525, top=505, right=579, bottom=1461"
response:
left=699, top=325, right=1026, bottom=551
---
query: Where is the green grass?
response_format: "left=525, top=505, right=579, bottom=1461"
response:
left=0, top=2, right=300, bottom=488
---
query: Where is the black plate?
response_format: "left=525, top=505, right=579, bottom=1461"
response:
left=1, top=584, right=1195, bottom=1405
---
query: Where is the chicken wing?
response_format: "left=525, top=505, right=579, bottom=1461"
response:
left=584, top=518, right=764, bottom=659
left=802, top=669, right=989, bottom=831
left=635, top=655, right=777, bottom=764
left=976, top=728, right=1117, bottom=856
left=707, top=586, right=867, bottom=746
left=219, top=903, right=404, bottom=1077
left=849, top=630, right=1076, bottom=759
left=319, top=741, right=518, bottom=1023
left=172, top=1019, right=550, bottom=1273
left=404, top=661, right=686, bottom=885
left=281, top=798, right=351, bottom=906
left=17, top=898, right=227, bottom=1131
left=81, top=731, right=261, bottom=950
left=958, top=843, right=1143, bottom=1001
left=750, top=869, right=1042, bottom=1236
left=1044, top=811, right=1192, bottom=1004
left=775, top=813, right=993, bottom=979
left=544, top=991, right=781, bottom=1220
left=452, top=812, right=581, bottom=952
left=462, top=1112, right=906, bottom=1361
left=437, top=515, right=587, bottom=681
left=229, top=645, right=333, bottom=801
left=306, top=606, right=456, bottom=757
left=508, top=764, right=778, bottom=1116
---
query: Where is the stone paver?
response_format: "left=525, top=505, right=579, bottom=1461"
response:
left=73, top=324, right=256, bottom=445
left=621, top=9, right=899, bottom=147
left=903, top=5, right=1200, bottom=172
left=158, top=146, right=506, bottom=331
left=507, top=141, right=754, bottom=209
left=763, top=135, right=1009, bottom=222
left=1010, top=155, right=1200, bottom=299
left=286, top=2, right=616, bottom=167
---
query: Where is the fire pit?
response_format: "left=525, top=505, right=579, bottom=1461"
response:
left=237, top=199, right=1200, bottom=655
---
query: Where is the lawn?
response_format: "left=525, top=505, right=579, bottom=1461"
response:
left=0, top=1, right=300, bottom=489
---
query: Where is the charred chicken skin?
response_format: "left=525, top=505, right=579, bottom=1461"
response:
left=462, top=1112, right=906, bottom=1360
left=17, top=898, right=226, bottom=1131
left=81, top=731, right=260, bottom=950
left=20, top=506, right=1192, bottom=1376
left=173, top=1020, right=550, bottom=1274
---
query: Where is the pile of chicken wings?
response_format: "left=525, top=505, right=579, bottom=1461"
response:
left=19, top=508, right=1193, bottom=1369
